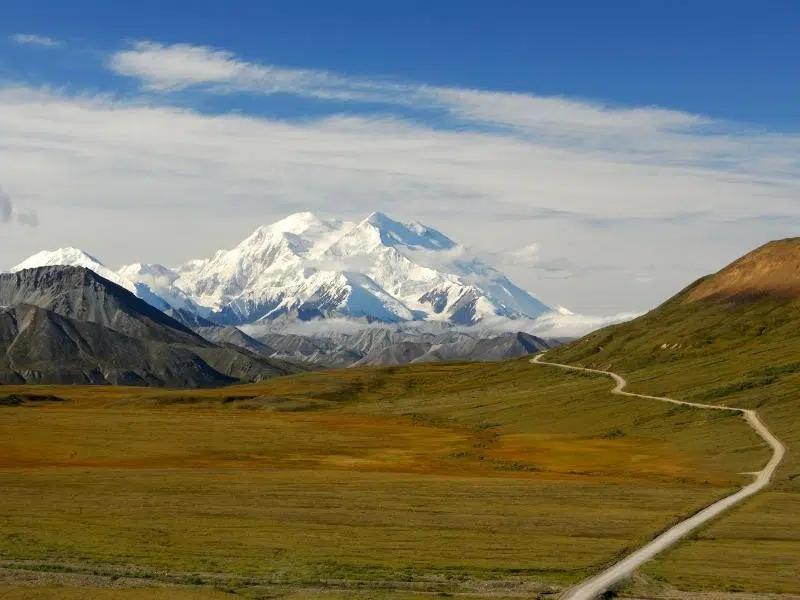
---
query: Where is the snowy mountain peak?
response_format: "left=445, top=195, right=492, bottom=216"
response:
left=116, top=262, right=197, bottom=312
left=12, top=248, right=136, bottom=294
left=118, top=263, right=179, bottom=284
left=230, top=213, right=347, bottom=263
left=263, top=211, right=341, bottom=237
left=14, top=247, right=103, bottom=270
left=163, top=211, right=553, bottom=325
left=358, top=212, right=456, bottom=251
left=363, top=211, right=393, bottom=227
left=11, top=250, right=198, bottom=314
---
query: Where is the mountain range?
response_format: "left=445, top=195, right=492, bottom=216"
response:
left=13, top=212, right=556, bottom=327
left=4, top=213, right=568, bottom=376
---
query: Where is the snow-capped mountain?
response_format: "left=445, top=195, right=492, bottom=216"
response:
left=170, top=211, right=553, bottom=325
left=14, top=248, right=135, bottom=293
left=11, top=248, right=198, bottom=315
left=117, top=262, right=199, bottom=313
left=10, top=212, right=554, bottom=326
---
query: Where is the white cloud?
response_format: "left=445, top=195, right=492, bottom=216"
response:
left=106, top=42, right=800, bottom=182
left=109, top=42, right=269, bottom=91
left=431, top=87, right=705, bottom=134
left=508, top=243, right=541, bottom=265
left=106, top=42, right=712, bottom=141
left=240, top=312, right=640, bottom=340
left=519, top=312, right=643, bottom=339
left=0, top=185, right=38, bottom=227
left=11, top=34, right=61, bottom=48
left=457, top=312, right=643, bottom=339
left=242, top=317, right=387, bottom=338
left=2, top=41, right=800, bottom=314
left=107, top=41, right=410, bottom=103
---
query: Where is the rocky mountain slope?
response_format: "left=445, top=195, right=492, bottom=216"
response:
left=0, top=266, right=202, bottom=345
left=352, top=331, right=550, bottom=366
left=253, top=326, right=552, bottom=367
left=13, top=247, right=197, bottom=314
left=0, top=266, right=303, bottom=386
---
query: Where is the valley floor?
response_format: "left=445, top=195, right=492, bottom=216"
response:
left=0, top=360, right=790, bottom=597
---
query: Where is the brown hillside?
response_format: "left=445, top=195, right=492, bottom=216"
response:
left=683, top=237, right=800, bottom=304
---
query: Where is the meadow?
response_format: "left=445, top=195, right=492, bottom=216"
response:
left=549, top=296, right=800, bottom=594
left=0, top=359, right=771, bottom=598
left=0, top=587, right=537, bottom=600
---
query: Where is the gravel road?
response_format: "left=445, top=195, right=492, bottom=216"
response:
left=532, top=354, right=786, bottom=600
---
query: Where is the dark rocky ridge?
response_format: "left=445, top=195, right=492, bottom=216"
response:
left=254, top=327, right=553, bottom=367
left=0, top=267, right=203, bottom=345
left=0, top=267, right=304, bottom=386
left=352, top=331, right=552, bottom=366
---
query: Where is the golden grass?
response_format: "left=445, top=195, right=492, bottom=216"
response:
left=0, top=359, right=772, bottom=595
left=0, top=588, right=234, bottom=600
left=0, top=468, right=730, bottom=580
left=640, top=490, right=800, bottom=593
left=0, top=587, right=527, bottom=600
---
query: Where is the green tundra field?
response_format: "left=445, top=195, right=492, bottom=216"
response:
left=550, top=289, right=800, bottom=596
left=0, top=357, right=780, bottom=599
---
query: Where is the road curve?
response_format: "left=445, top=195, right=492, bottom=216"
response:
left=531, top=353, right=786, bottom=600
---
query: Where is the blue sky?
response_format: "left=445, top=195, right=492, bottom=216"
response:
left=0, top=1, right=798, bottom=314
left=5, top=0, right=799, bottom=124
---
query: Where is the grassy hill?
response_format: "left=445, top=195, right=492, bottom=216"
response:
left=547, top=237, right=800, bottom=594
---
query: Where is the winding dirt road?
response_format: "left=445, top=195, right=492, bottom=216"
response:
left=531, top=353, right=786, bottom=600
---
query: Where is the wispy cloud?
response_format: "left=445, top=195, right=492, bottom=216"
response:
left=15, top=209, right=39, bottom=227
left=241, top=311, right=641, bottom=340
left=507, top=243, right=541, bottom=265
left=1, top=82, right=797, bottom=313
left=107, top=41, right=800, bottom=182
left=431, top=87, right=705, bottom=133
left=107, top=41, right=409, bottom=102
left=11, top=34, right=62, bottom=48
left=108, top=42, right=701, bottom=136
left=0, top=186, right=38, bottom=227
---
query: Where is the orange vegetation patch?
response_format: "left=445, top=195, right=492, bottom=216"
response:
left=487, top=432, right=726, bottom=484
left=0, top=407, right=470, bottom=475
left=0, top=403, right=727, bottom=483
